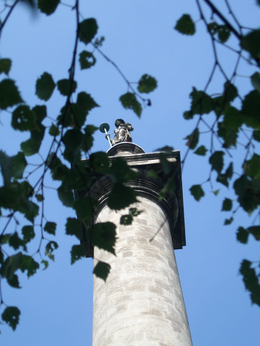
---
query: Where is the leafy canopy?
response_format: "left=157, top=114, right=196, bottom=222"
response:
left=175, top=0, right=260, bottom=309
left=1, top=0, right=260, bottom=333
left=0, top=0, right=158, bottom=332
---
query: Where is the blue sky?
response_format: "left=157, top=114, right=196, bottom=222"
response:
left=0, top=1, right=260, bottom=345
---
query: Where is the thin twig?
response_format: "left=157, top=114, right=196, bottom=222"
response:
left=0, top=0, right=19, bottom=34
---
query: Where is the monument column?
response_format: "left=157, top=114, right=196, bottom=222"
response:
left=86, top=120, right=192, bottom=346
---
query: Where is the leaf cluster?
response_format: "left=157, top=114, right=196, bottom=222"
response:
left=0, top=0, right=158, bottom=331
left=175, top=1, right=260, bottom=307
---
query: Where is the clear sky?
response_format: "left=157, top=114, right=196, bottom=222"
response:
left=0, top=1, right=259, bottom=345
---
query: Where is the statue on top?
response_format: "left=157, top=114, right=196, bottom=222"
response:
left=111, top=119, right=134, bottom=145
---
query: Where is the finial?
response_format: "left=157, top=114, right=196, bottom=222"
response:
left=99, top=119, right=134, bottom=147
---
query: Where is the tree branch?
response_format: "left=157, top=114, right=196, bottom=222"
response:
left=203, top=0, right=241, bottom=40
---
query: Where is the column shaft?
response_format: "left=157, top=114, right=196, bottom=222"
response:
left=92, top=196, right=192, bottom=346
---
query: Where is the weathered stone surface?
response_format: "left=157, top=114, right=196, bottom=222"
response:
left=92, top=196, right=192, bottom=346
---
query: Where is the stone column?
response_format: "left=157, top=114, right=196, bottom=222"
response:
left=89, top=143, right=192, bottom=346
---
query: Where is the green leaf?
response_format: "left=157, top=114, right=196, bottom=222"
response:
left=212, top=189, right=220, bottom=196
left=190, top=88, right=214, bottom=115
left=49, top=123, right=60, bottom=136
left=218, top=121, right=238, bottom=148
left=224, top=217, right=233, bottom=225
left=73, top=196, right=99, bottom=222
left=48, top=155, right=69, bottom=181
left=48, top=153, right=68, bottom=179
left=218, top=25, right=230, bottom=43
left=190, top=184, right=205, bottom=201
left=41, top=260, right=49, bottom=270
left=0, top=181, right=36, bottom=221
left=57, top=105, right=73, bottom=128
left=94, top=36, right=105, bottom=47
left=12, top=105, right=37, bottom=132
left=233, top=175, right=260, bottom=213
left=1, top=234, right=12, bottom=245
left=58, top=103, right=85, bottom=128
left=87, top=222, right=116, bottom=255
left=22, top=225, right=35, bottom=244
left=65, top=217, right=82, bottom=240
left=208, top=22, right=218, bottom=34
left=38, top=0, right=60, bottom=15
left=37, top=192, right=44, bottom=200
left=18, top=198, right=39, bottom=223
left=107, top=182, right=138, bottom=210
left=119, top=92, right=142, bottom=117
left=155, top=146, right=174, bottom=153
left=223, top=82, right=237, bottom=102
left=245, top=154, right=260, bottom=180
left=77, top=92, right=99, bottom=114
left=147, top=169, right=158, bottom=178
left=13, top=152, right=27, bottom=179
left=159, top=175, right=176, bottom=200
left=194, top=145, right=207, bottom=156
left=62, top=164, right=90, bottom=191
left=217, top=162, right=233, bottom=187
left=57, top=79, right=77, bottom=96
left=241, top=29, right=260, bottom=58
left=222, top=105, right=243, bottom=131
left=70, top=244, right=86, bottom=264
left=89, top=151, right=110, bottom=174
left=240, top=259, right=260, bottom=306
left=251, top=72, right=260, bottom=93
left=0, top=58, right=12, bottom=75
left=79, top=18, right=98, bottom=45
left=20, top=113, right=46, bottom=156
left=247, top=226, right=260, bottom=241
left=129, top=207, right=143, bottom=217
left=185, top=128, right=199, bottom=149
left=7, top=274, right=21, bottom=289
left=253, top=130, right=260, bottom=142
left=35, top=72, right=56, bottom=101
left=0, top=183, right=21, bottom=210
left=44, top=221, right=56, bottom=235
left=79, top=50, right=96, bottom=69
left=0, top=252, right=23, bottom=281
left=21, top=138, right=40, bottom=156
left=0, top=150, right=14, bottom=185
left=62, top=128, right=83, bottom=165
left=19, top=255, right=39, bottom=278
left=137, top=74, right=157, bottom=93
left=209, top=151, right=224, bottom=173
left=57, top=183, right=74, bottom=207
left=120, top=214, right=133, bottom=225
left=0, top=150, right=26, bottom=184
left=222, top=198, right=232, bottom=211
left=0, top=79, right=23, bottom=109
left=110, top=157, right=137, bottom=183
left=237, top=227, right=249, bottom=244
left=33, top=104, right=47, bottom=123
left=45, top=241, right=58, bottom=261
left=2, top=306, right=20, bottom=331
left=175, top=14, right=195, bottom=35
left=208, top=23, right=230, bottom=43
left=83, top=125, right=97, bottom=151
left=93, top=261, right=111, bottom=281
left=183, top=110, right=194, bottom=120
left=159, top=153, right=172, bottom=175
left=212, top=95, right=228, bottom=118
left=9, top=232, right=26, bottom=251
